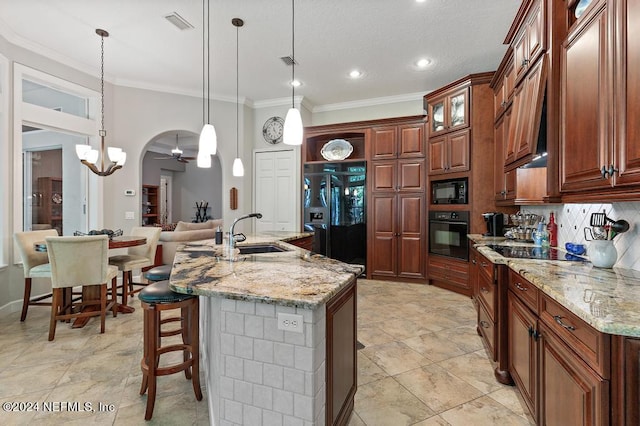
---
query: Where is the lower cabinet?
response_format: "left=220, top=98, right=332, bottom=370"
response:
left=326, top=278, right=357, bottom=426
left=428, top=255, right=469, bottom=296
left=288, top=235, right=313, bottom=251
left=612, top=336, right=640, bottom=425
left=508, top=269, right=610, bottom=425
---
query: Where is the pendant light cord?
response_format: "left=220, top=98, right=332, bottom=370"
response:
left=202, top=0, right=205, bottom=125
left=207, top=0, right=211, bottom=124
left=236, top=22, right=239, bottom=158
left=291, top=0, right=295, bottom=108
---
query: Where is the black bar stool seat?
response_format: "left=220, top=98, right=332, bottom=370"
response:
left=138, top=280, right=202, bottom=420
left=143, top=264, right=172, bottom=283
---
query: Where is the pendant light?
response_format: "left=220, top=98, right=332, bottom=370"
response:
left=75, top=29, right=127, bottom=176
left=283, top=0, right=303, bottom=146
left=232, top=18, right=245, bottom=177
left=197, top=0, right=217, bottom=168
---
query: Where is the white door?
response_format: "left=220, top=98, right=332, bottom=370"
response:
left=254, top=149, right=297, bottom=232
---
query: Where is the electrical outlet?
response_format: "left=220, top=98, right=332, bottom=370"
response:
left=277, top=313, right=303, bottom=333
left=125, top=211, right=135, bottom=220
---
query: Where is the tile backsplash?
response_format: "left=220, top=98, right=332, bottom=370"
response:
left=520, top=202, right=640, bottom=271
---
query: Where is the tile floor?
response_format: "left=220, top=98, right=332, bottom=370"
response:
left=0, top=279, right=534, bottom=425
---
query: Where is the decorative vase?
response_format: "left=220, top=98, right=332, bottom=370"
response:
left=589, top=240, right=617, bottom=268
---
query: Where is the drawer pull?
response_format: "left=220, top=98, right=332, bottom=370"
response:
left=480, top=320, right=490, bottom=329
left=553, top=315, right=576, bottom=331
left=481, top=287, right=489, bottom=294
left=481, top=262, right=488, bottom=268
left=515, top=282, right=528, bottom=291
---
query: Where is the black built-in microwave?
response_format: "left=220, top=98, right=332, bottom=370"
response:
left=431, top=177, right=468, bottom=204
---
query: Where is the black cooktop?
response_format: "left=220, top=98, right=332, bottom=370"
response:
left=485, top=244, right=587, bottom=262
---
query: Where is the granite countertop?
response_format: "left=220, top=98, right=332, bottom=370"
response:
left=169, top=232, right=364, bottom=309
left=468, top=234, right=640, bottom=338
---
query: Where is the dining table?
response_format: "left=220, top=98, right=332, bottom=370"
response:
left=34, top=235, right=147, bottom=327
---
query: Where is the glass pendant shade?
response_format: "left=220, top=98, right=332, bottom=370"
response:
left=283, top=107, right=303, bottom=145
left=197, top=150, right=212, bottom=168
left=107, top=147, right=123, bottom=163
left=86, top=149, right=100, bottom=165
left=199, top=123, right=217, bottom=155
left=232, top=157, right=244, bottom=176
left=75, top=144, right=91, bottom=160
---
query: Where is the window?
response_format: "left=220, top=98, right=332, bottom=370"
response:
left=0, top=54, right=8, bottom=267
left=12, top=64, right=100, bottom=261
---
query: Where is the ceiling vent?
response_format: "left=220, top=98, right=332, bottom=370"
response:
left=164, top=12, right=194, bottom=30
left=280, top=56, right=298, bottom=66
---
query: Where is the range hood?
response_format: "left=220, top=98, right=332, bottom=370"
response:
left=521, top=93, right=547, bottom=169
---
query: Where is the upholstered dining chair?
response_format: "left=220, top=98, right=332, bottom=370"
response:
left=108, top=226, right=161, bottom=306
left=14, top=229, right=58, bottom=321
left=45, top=235, right=119, bottom=341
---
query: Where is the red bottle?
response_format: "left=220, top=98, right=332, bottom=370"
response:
left=548, top=212, right=558, bottom=247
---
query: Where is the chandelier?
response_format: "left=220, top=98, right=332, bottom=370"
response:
left=75, top=29, right=126, bottom=176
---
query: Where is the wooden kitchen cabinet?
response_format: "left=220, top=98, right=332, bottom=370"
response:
left=508, top=290, right=539, bottom=419
left=370, top=122, right=426, bottom=160
left=560, top=0, right=640, bottom=200
left=427, top=87, right=469, bottom=138
left=508, top=268, right=611, bottom=424
left=513, top=0, right=546, bottom=83
left=326, top=277, right=357, bottom=425
left=370, top=192, right=426, bottom=281
left=428, top=128, right=469, bottom=176
left=612, top=336, right=640, bottom=425
left=427, top=256, right=469, bottom=294
left=368, top=118, right=427, bottom=282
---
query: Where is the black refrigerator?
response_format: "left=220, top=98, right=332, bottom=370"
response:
left=303, top=161, right=366, bottom=265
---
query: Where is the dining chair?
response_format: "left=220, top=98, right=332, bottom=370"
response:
left=108, top=226, right=161, bottom=306
left=45, top=235, right=119, bottom=341
left=13, top=229, right=58, bottom=321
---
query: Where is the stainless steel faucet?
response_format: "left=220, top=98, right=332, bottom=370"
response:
left=229, top=213, right=262, bottom=250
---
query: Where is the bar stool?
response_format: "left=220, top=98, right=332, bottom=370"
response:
left=143, top=264, right=171, bottom=283
left=138, top=280, right=202, bottom=420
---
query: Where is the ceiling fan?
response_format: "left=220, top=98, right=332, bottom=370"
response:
left=154, top=133, right=196, bottom=163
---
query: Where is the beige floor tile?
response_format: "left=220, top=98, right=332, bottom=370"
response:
left=354, top=376, right=434, bottom=426
left=436, top=350, right=506, bottom=394
left=0, top=389, right=53, bottom=426
left=438, top=395, right=534, bottom=426
left=361, top=341, right=432, bottom=376
left=395, top=364, right=484, bottom=413
left=1, top=278, right=533, bottom=425
left=357, top=352, right=389, bottom=385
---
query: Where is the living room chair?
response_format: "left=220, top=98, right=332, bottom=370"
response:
left=108, top=226, right=161, bottom=306
left=13, top=229, right=58, bottom=321
left=45, top=235, right=118, bottom=341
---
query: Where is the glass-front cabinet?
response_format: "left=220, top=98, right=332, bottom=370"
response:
left=428, top=87, right=469, bottom=137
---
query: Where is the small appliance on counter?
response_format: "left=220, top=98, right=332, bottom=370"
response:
left=482, top=212, right=504, bottom=237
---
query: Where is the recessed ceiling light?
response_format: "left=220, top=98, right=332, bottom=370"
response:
left=416, top=58, right=432, bottom=68
left=415, top=0, right=427, bottom=3
left=349, top=70, right=363, bottom=79
left=290, top=79, right=301, bottom=87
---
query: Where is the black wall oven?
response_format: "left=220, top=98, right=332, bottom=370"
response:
left=428, top=211, right=469, bottom=260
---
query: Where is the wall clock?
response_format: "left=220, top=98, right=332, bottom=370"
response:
left=262, top=116, right=284, bottom=144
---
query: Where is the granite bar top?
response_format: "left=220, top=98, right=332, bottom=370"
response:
left=169, top=232, right=364, bottom=309
left=469, top=234, right=640, bottom=338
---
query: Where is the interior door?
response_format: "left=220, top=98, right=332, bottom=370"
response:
left=254, top=149, right=297, bottom=232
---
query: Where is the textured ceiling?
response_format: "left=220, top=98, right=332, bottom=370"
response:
left=0, top=0, right=521, bottom=110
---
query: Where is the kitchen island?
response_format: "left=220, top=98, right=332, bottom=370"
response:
left=170, top=232, right=364, bottom=426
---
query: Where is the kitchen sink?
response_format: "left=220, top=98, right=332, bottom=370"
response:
left=237, top=244, right=290, bottom=254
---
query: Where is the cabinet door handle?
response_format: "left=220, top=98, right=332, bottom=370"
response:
left=601, top=165, right=609, bottom=179
left=521, top=58, right=529, bottom=67
left=480, top=320, right=490, bottom=329
left=472, top=259, right=477, bottom=265
left=515, top=282, right=528, bottom=291
left=553, top=315, right=576, bottom=331
left=607, top=164, right=619, bottom=177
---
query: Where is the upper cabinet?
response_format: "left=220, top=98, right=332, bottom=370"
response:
left=370, top=122, right=426, bottom=160
left=427, top=87, right=469, bottom=138
left=512, top=0, right=546, bottom=83
left=560, top=0, right=640, bottom=200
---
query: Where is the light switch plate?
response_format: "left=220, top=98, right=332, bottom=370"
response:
left=277, top=313, right=303, bottom=333
left=125, top=211, right=135, bottom=220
